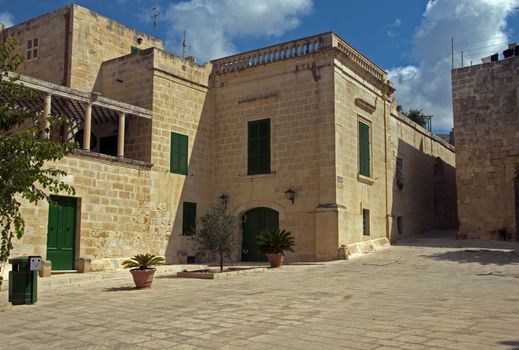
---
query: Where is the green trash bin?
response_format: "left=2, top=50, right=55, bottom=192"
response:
left=8, top=256, right=38, bottom=305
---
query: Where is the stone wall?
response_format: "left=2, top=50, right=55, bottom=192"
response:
left=11, top=153, right=160, bottom=272
left=1, top=7, right=70, bottom=85
left=386, top=113, right=457, bottom=240
left=147, top=49, right=214, bottom=261
left=70, top=5, right=163, bottom=91
left=452, top=55, right=519, bottom=239
left=2, top=4, right=163, bottom=90
left=334, top=57, right=388, bottom=248
left=212, top=52, right=337, bottom=262
left=95, top=49, right=155, bottom=163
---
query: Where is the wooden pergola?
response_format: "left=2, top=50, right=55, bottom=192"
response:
left=3, top=72, right=152, bottom=159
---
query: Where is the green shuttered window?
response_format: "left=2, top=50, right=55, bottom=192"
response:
left=182, top=202, right=197, bottom=236
left=248, top=119, right=270, bottom=175
left=170, top=132, right=188, bottom=175
left=358, top=121, right=371, bottom=177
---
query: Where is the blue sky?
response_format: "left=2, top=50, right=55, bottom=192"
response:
left=1, top=0, right=518, bottom=133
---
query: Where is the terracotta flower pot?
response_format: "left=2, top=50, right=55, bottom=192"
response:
left=266, top=253, right=284, bottom=268
left=130, top=268, right=156, bottom=288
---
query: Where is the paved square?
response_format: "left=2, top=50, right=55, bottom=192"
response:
left=2, top=234, right=519, bottom=349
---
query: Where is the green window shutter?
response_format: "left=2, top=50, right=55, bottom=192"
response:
left=358, top=121, right=371, bottom=177
left=170, top=132, right=188, bottom=175
left=248, top=119, right=270, bottom=175
left=182, top=202, right=197, bottom=236
left=131, top=46, right=141, bottom=54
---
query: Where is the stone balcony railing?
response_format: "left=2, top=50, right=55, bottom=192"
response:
left=211, top=32, right=386, bottom=82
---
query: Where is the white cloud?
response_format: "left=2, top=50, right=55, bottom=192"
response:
left=385, top=18, right=402, bottom=37
left=0, top=11, right=15, bottom=27
left=163, top=0, right=313, bottom=61
left=388, top=0, right=519, bottom=132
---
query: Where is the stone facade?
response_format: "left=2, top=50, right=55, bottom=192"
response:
left=452, top=54, right=519, bottom=240
left=1, top=5, right=457, bottom=274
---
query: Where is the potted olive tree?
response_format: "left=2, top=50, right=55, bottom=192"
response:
left=122, top=253, right=164, bottom=288
left=256, top=229, right=295, bottom=268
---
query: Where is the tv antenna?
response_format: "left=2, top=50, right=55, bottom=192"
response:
left=151, top=3, right=159, bottom=36
left=182, top=30, right=191, bottom=59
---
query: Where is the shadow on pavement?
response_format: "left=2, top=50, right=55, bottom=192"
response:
left=155, top=274, right=179, bottom=279
left=499, top=340, right=519, bottom=350
left=424, top=249, right=519, bottom=265
left=103, top=286, right=140, bottom=292
left=395, top=230, right=519, bottom=250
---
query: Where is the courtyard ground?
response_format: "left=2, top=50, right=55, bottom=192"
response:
left=1, top=231, right=519, bottom=350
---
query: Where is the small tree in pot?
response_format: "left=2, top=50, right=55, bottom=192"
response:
left=256, top=229, right=295, bottom=268
left=122, top=253, right=164, bottom=289
left=194, top=194, right=239, bottom=272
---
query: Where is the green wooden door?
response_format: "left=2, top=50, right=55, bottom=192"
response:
left=46, top=196, right=77, bottom=270
left=242, top=207, right=279, bottom=262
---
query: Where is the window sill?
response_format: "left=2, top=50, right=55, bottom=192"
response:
left=244, top=172, right=276, bottom=179
left=357, top=174, right=374, bottom=185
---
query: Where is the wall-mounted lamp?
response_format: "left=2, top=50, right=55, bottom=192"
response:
left=219, top=193, right=229, bottom=209
left=285, top=188, right=296, bottom=205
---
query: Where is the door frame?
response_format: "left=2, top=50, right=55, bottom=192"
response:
left=46, top=195, right=81, bottom=270
left=241, top=207, right=279, bottom=262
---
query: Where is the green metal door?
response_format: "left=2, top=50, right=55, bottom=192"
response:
left=242, top=207, right=279, bottom=262
left=46, top=196, right=77, bottom=270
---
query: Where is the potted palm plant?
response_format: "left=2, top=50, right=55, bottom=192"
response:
left=122, top=253, right=164, bottom=288
left=256, top=229, right=295, bottom=268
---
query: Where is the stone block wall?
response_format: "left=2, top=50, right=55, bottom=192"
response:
left=334, top=57, right=388, bottom=247
left=0, top=7, right=70, bottom=85
left=69, top=5, right=162, bottom=91
left=10, top=153, right=163, bottom=273
left=386, top=113, right=457, bottom=240
left=452, top=56, right=519, bottom=239
left=147, top=50, right=214, bottom=261
left=95, top=50, right=155, bottom=163
left=212, top=53, right=337, bottom=262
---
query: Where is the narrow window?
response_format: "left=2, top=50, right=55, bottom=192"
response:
left=396, top=157, right=403, bottom=189
left=182, top=202, right=197, bottom=236
left=362, top=209, right=370, bottom=236
left=170, top=132, right=188, bottom=175
left=358, top=121, right=371, bottom=177
left=26, top=38, right=39, bottom=60
left=247, top=118, right=270, bottom=175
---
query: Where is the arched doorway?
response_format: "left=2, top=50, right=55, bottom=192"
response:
left=242, top=207, right=279, bottom=261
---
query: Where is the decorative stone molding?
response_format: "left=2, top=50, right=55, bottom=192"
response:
left=355, top=98, right=376, bottom=114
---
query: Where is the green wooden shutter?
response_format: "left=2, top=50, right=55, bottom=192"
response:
left=170, top=132, right=188, bottom=175
left=182, top=202, right=197, bottom=236
left=358, top=121, right=371, bottom=177
left=248, top=119, right=270, bottom=175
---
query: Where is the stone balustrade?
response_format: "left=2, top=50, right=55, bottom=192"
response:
left=211, top=32, right=386, bottom=82
left=212, top=32, right=332, bottom=74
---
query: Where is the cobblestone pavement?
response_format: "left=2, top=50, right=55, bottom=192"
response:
left=2, top=232, right=519, bottom=350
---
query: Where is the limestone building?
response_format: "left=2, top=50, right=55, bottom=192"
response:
left=452, top=46, right=519, bottom=240
left=1, top=4, right=457, bottom=273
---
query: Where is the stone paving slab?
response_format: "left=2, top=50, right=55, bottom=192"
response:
left=1, top=234, right=519, bottom=349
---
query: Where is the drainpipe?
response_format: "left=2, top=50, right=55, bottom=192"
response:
left=383, top=87, right=390, bottom=240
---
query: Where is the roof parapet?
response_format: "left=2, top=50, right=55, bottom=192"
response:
left=211, top=32, right=386, bottom=82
